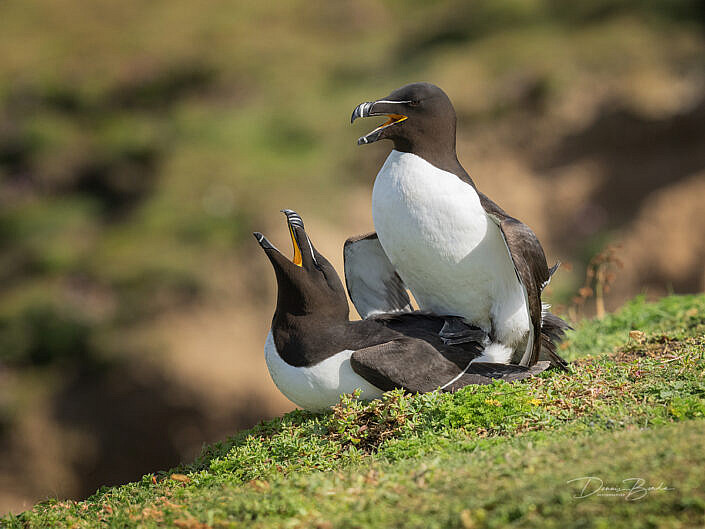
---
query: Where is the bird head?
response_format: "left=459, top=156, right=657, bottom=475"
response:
left=351, top=82, right=457, bottom=156
left=254, top=210, right=349, bottom=320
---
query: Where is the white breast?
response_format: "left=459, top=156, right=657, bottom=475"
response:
left=264, top=331, right=384, bottom=411
left=371, top=150, right=530, bottom=354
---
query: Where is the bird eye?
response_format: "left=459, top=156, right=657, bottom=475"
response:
left=408, top=100, right=420, bottom=107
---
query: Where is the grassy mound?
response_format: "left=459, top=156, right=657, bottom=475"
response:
left=3, top=294, right=704, bottom=528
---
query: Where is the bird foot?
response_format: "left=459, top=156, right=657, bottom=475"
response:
left=439, top=317, right=487, bottom=345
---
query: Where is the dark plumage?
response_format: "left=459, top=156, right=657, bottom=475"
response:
left=254, top=210, right=563, bottom=408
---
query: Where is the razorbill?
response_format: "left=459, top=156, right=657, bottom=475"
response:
left=254, top=209, right=559, bottom=411
left=350, top=82, right=568, bottom=368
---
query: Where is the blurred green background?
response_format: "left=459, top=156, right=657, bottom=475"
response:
left=1, top=0, right=704, bottom=514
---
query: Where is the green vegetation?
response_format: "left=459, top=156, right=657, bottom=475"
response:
left=3, top=294, right=704, bottom=528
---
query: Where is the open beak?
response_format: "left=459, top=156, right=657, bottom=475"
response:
left=351, top=99, right=409, bottom=145
left=253, top=209, right=309, bottom=268
left=283, top=209, right=304, bottom=267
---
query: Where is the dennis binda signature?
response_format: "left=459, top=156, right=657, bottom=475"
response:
left=566, top=477, right=674, bottom=501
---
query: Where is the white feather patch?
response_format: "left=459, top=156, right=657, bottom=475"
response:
left=371, top=150, right=531, bottom=361
left=542, top=302, right=551, bottom=321
left=264, top=331, right=384, bottom=411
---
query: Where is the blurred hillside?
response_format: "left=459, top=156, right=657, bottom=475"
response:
left=1, top=0, right=704, bottom=514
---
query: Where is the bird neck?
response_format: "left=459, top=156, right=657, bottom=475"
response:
left=392, top=141, right=476, bottom=188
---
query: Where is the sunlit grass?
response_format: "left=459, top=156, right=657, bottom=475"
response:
left=3, top=294, right=704, bottom=527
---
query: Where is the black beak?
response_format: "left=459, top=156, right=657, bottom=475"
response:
left=281, top=209, right=319, bottom=269
left=253, top=231, right=276, bottom=251
left=254, top=209, right=319, bottom=270
left=281, top=209, right=304, bottom=230
left=251, top=210, right=304, bottom=256
left=351, top=99, right=411, bottom=145
left=350, top=101, right=375, bottom=124
left=357, top=128, right=382, bottom=146
left=253, top=210, right=306, bottom=270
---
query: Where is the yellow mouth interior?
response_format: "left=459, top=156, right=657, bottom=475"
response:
left=371, top=113, right=407, bottom=134
left=289, top=224, right=303, bottom=267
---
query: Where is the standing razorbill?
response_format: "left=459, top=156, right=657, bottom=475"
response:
left=350, top=82, right=567, bottom=368
left=254, top=209, right=557, bottom=411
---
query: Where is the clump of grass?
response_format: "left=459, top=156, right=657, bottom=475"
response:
left=326, top=390, right=415, bottom=452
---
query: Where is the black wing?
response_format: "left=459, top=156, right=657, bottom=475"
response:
left=479, top=193, right=551, bottom=367
left=350, top=337, right=550, bottom=394
left=540, top=312, right=571, bottom=370
left=343, top=232, right=412, bottom=319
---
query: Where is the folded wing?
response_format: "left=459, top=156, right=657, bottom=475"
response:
left=350, top=337, right=550, bottom=393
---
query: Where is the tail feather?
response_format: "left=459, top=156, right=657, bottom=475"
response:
left=539, top=312, right=571, bottom=370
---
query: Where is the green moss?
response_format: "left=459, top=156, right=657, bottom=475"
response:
left=563, top=294, right=705, bottom=360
